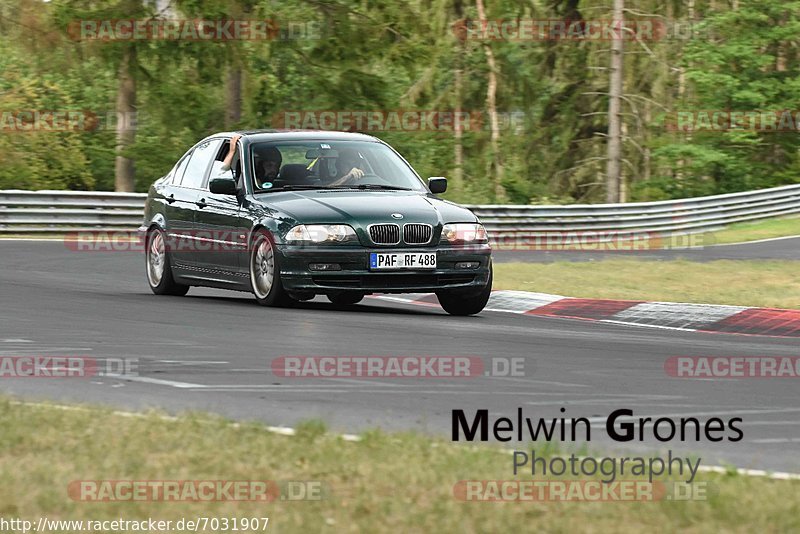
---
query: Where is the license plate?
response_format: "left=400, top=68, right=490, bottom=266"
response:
left=369, top=252, right=436, bottom=270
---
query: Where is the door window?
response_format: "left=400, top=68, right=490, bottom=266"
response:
left=180, top=139, right=222, bottom=189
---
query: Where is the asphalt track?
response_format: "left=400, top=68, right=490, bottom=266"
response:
left=493, top=235, right=800, bottom=262
left=0, top=240, right=798, bottom=473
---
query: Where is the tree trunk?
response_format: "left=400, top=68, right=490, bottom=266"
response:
left=453, top=61, right=464, bottom=191
left=605, top=0, right=624, bottom=203
left=225, top=65, right=243, bottom=128
left=114, top=45, right=136, bottom=192
left=475, top=0, right=505, bottom=201
left=452, top=0, right=465, bottom=191
left=620, top=120, right=628, bottom=202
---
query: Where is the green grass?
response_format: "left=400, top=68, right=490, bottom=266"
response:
left=494, top=259, right=800, bottom=309
left=702, top=215, right=800, bottom=245
left=0, top=399, right=798, bottom=533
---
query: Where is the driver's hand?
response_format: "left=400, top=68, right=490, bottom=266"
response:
left=348, top=168, right=365, bottom=180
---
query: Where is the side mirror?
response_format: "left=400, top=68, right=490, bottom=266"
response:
left=209, top=177, right=237, bottom=195
left=428, top=177, right=447, bottom=194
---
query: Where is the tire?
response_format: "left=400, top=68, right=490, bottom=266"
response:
left=249, top=230, right=295, bottom=307
left=436, top=264, right=492, bottom=316
left=327, top=293, right=364, bottom=306
left=146, top=227, right=189, bottom=296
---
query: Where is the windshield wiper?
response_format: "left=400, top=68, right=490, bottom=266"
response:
left=330, top=184, right=412, bottom=191
left=263, top=185, right=327, bottom=192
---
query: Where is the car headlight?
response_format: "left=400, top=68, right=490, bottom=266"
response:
left=285, top=224, right=358, bottom=244
left=440, top=223, right=488, bottom=244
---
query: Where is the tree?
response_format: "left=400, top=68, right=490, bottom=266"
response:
left=605, top=0, right=623, bottom=202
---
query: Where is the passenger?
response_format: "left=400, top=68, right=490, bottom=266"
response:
left=220, top=134, right=242, bottom=172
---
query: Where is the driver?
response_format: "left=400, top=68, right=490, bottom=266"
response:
left=220, top=136, right=282, bottom=187
left=328, top=148, right=365, bottom=186
left=253, top=146, right=282, bottom=186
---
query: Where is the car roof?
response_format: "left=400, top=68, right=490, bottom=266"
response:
left=208, top=129, right=383, bottom=143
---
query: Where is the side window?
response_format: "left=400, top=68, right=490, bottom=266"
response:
left=208, top=138, right=234, bottom=187
left=180, top=139, right=222, bottom=189
left=171, top=153, right=192, bottom=185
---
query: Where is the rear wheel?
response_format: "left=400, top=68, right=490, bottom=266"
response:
left=436, top=264, right=492, bottom=316
left=327, top=293, right=364, bottom=306
left=146, top=228, right=189, bottom=296
left=250, top=230, right=295, bottom=307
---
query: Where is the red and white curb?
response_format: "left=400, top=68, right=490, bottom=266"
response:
left=372, top=291, right=800, bottom=338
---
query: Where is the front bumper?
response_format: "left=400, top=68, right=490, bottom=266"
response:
left=277, top=243, right=492, bottom=294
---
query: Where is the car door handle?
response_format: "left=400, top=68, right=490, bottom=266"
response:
left=196, top=198, right=207, bottom=208
left=166, top=194, right=175, bottom=204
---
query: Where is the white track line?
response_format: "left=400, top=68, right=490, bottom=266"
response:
left=103, top=374, right=203, bottom=388
left=9, top=399, right=800, bottom=480
left=705, top=234, right=800, bottom=247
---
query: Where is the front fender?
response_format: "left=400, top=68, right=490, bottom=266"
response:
left=250, top=217, right=290, bottom=245
left=139, top=211, right=167, bottom=235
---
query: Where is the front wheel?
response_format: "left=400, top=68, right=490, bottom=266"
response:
left=436, top=265, right=492, bottom=316
left=249, top=230, right=295, bottom=307
left=146, top=227, right=189, bottom=296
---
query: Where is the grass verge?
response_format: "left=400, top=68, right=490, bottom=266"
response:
left=703, top=215, right=800, bottom=245
left=493, top=259, right=800, bottom=309
left=0, top=398, right=798, bottom=532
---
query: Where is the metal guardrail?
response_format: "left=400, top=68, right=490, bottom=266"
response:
left=467, top=183, right=800, bottom=240
left=1, top=185, right=799, bottom=239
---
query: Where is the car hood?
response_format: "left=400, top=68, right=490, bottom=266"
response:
left=253, top=190, right=478, bottom=228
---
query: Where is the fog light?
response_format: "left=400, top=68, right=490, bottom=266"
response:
left=455, top=261, right=480, bottom=269
left=310, top=263, right=341, bottom=271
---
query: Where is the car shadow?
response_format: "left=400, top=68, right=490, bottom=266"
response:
left=182, top=293, right=446, bottom=316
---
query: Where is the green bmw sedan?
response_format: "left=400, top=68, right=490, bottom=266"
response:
left=139, top=130, right=493, bottom=315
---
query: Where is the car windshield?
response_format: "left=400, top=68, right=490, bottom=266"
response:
left=248, top=140, right=427, bottom=193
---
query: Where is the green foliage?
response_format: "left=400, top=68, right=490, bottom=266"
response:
left=1, top=0, right=799, bottom=201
